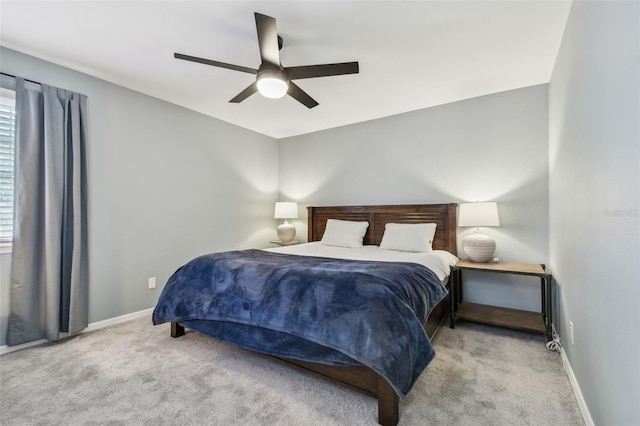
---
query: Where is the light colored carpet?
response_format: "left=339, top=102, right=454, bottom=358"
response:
left=0, top=316, right=583, bottom=425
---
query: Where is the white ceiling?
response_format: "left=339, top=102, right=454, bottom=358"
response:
left=0, top=1, right=572, bottom=139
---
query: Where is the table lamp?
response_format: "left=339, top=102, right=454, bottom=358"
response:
left=274, top=202, right=298, bottom=243
left=458, top=202, right=500, bottom=262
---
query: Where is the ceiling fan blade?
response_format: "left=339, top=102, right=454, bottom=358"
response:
left=175, top=53, right=257, bottom=75
left=286, top=62, right=359, bottom=80
left=287, top=82, right=319, bottom=109
left=254, top=13, right=281, bottom=67
left=229, top=82, right=258, bottom=103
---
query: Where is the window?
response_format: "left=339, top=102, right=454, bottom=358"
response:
left=0, top=88, right=15, bottom=249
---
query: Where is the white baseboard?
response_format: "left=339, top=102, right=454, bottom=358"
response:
left=560, top=343, right=595, bottom=426
left=0, top=338, right=47, bottom=356
left=0, top=307, right=154, bottom=356
left=82, top=307, right=154, bottom=333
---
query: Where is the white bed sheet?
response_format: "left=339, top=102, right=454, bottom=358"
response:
left=264, top=241, right=459, bottom=281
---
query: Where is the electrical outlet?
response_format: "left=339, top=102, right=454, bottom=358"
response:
left=569, top=321, right=574, bottom=344
left=148, top=277, right=156, bottom=290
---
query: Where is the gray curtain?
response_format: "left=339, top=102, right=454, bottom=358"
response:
left=7, top=77, right=89, bottom=346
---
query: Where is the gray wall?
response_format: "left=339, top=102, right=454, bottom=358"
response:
left=0, top=47, right=279, bottom=346
left=279, top=85, right=550, bottom=311
left=549, top=1, right=640, bottom=424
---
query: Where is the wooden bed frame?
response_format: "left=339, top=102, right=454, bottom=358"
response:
left=171, top=203, right=458, bottom=426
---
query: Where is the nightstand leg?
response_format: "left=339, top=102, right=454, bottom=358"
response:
left=450, top=268, right=462, bottom=329
left=540, top=278, right=545, bottom=318
left=457, top=269, right=463, bottom=305
left=544, top=275, right=552, bottom=340
left=540, top=275, right=552, bottom=340
left=450, top=271, right=456, bottom=329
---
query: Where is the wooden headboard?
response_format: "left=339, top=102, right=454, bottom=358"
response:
left=307, top=203, right=458, bottom=255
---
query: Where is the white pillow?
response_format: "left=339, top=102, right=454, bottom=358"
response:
left=320, top=219, right=369, bottom=248
left=379, top=223, right=437, bottom=253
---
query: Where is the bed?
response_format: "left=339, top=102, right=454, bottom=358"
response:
left=153, top=203, right=458, bottom=425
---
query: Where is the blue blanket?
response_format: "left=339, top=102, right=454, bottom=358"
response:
left=152, top=249, right=447, bottom=398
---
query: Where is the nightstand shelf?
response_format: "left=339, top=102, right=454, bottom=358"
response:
left=450, top=259, right=552, bottom=340
left=455, top=302, right=547, bottom=334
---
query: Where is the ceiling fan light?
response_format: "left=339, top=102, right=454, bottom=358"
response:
left=257, top=72, right=289, bottom=99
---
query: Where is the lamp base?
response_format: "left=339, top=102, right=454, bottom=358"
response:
left=277, top=222, right=296, bottom=243
left=462, top=233, right=496, bottom=263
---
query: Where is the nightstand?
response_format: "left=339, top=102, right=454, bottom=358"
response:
left=269, top=240, right=300, bottom=246
left=450, top=260, right=552, bottom=340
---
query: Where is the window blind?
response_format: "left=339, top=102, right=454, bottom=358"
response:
left=0, top=88, right=16, bottom=242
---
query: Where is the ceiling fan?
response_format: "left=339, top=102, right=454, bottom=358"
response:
left=175, top=12, right=359, bottom=109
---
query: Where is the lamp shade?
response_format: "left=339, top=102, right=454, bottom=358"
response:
left=458, top=202, right=500, bottom=227
left=274, top=202, right=298, bottom=219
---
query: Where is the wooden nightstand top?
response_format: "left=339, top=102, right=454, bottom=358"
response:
left=453, top=259, right=546, bottom=276
left=270, top=240, right=300, bottom=246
